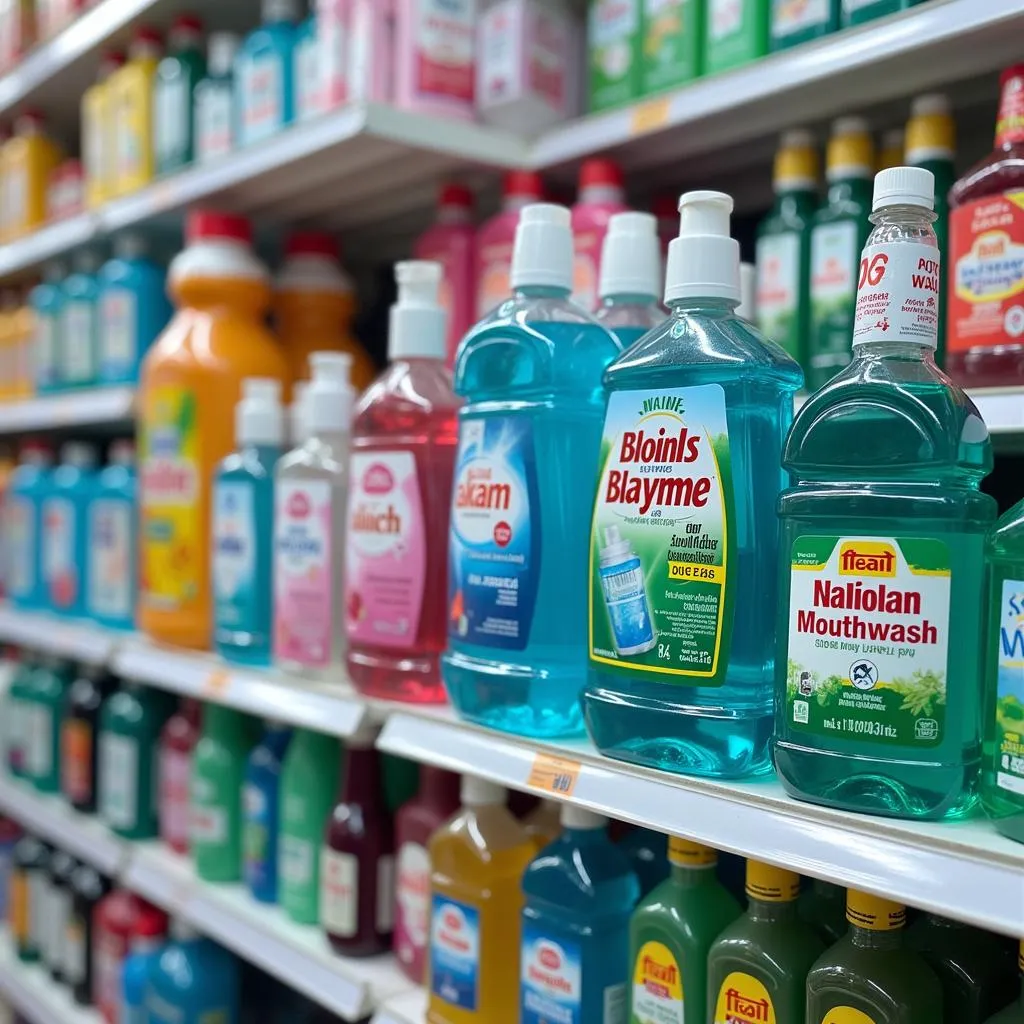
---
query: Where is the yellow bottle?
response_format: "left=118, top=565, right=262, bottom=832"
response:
left=2, top=112, right=61, bottom=239
left=428, top=775, right=535, bottom=1024
left=110, top=28, right=163, bottom=198
left=13, top=294, right=34, bottom=397
left=0, top=294, right=14, bottom=402
left=82, top=51, right=126, bottom=209
left=522, top=799, right=562, bottom=852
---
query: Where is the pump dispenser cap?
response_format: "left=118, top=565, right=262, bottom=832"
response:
left=389, top=260, right=448, bottom=360
left=289, top=381, right=310, bottom=446
left=307, top=352, right=353, bottom=435
left=460, top=774, right=505, bottom=806
left=737, top=262, right=756, bottom=321
left=236, top=377, right=284, bottom=447
left=665, top=191, right=740, bottom=304
left=61, top=441, right=97, bottom=468
left=599, top=212, right=662, bottom=302
left=561, top=804, right=607, bottom=830
left=872, top=166, right=935, bottom=211
left=208, top=33, right=241, bottom=76
left=511, top=203, right=573, bottom=292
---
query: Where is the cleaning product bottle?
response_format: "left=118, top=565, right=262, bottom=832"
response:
left=627, top=838, right=741, bottom=1024
left=236, top=0, right=298, bottom=147
left=93, top=891, right=156, bottom=1021
left=242, top=721, right=292, bottom=904
left=774, top=166, right=996, bottom=821
left=617, top=828, right=669, bottom=897
left=5, top=655, right=37, bottom=778
left=414, top=184, right=476, bottom=365
left=594, top=210, right=664, bottom=348
left=587, top=0, right=641, bottom=113
left=584, top=190, right=801, bottom=777
left=279, top=728, right=341, bottom=925
left=58, top=249, right=102, bottom=389
left=274, top=351, right=352, bottom=678
left=213, top=378, right=283, bottom=666
left=428, top=775, right=536, bottom=1024
left=800, top=879, right=847, bottom=944
left=121, top=912, right=168, bottom=1024
left=293, top=10, right=320, bottom=122
left=82, top=52, right=125, bottom=209
left=87, top=439, right=137, bottom=629
left=24, top=656, right=72, bottom=793
left=572, top=159, right=629, bottom=312
left=522, top=799, right=561, bottom=851
left=194, top=32, right=240, bottom=163
left=520, top=804, right=639, bottom=1024
left=393, top=765, right=460, bottom=983
left=2, top=111, right=60, bottom=238
left=146, top=922, right=240, bottom=1024
left=807, top=118, right=874, bottom=390
left=707, top=860, right=825, bottom=1024
left=769, top=0, right=839, bottom=50
left=444, top=203, right=621, bottom=737
left=153, top=15, right=206, bottom=175
left=346, top=260, right=460, bottom=703
left=111, top=28, right=163, bottom=197
left=61, top=665, right=115, bottom=813
left=987, top=945, right=1024, bottom=1024
left=6, top=442, right=53, bottom=609
left=158, top=698, right=201, bottom=855
left=66, top=862, right=110, bottom=1006
left=10, top=835, right=47, bottom=962
left=806, top=890, right=943, bottom=1023
left=45, top=849, right=78, bottom=982
left=641, top=0, right=703, bottom=94
left=705, top=0, right=768, bottom=74
left=28, top=263, right=64, bottom=393
left=756, top=129, right=819, bottom=368
left=139, top=210, right=288, bottom=651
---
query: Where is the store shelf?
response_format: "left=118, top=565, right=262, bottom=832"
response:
left=0, top=386, right=134, bottom=434
left=0, top=606, right=121, bottom=664
left=970, top=388, right=1024, bottom=436
left=0, top=931, right=103, bottom=1024
left=372, top=988, right=427, bottom=1024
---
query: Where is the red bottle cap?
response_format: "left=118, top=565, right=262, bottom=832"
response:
left=578, top=158, right=624, bottom=191
left=172, top=14, right=203, bottom=34
left=186, top=210, right=252, bottom=245
left=439, top=183, right=474, bottom=210
left=285, top=231, right=339, bottom=260
left=134, top=26, right=163, bottom=45
left=503, top=170, right=545, bottom=200
left=132, top=902, right=169, bottom=938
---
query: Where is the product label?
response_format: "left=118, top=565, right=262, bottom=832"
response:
left=61, top=718, right=93, bottom=804
left=713, top=973, right=776, bottom=1024
left=28, top=871, right=48, bottom=953
left=212, top=480, right=258, bottom=632
left=345, top=452, right=427, bottom=650
left=274, top=479, right=334, bottom=667
left=295, top=33, right=322, bottom=120
left=280, top=833, right=315, bottom=889
left=819, top=1011, right=876, bottom=1024
left=196, top=86, right=234, bottom=162
left=394, top=841, right=430, bottom=965
left=6, top=495, right=34, bottom=596
left=64, top=913, right=86, bottom=983
left=755, top=232, right=801, bottom=359
left=9, top=871, right=28, bottom=942
left=47, top=885, right=70, bottom=971
left=242, top=782, right=270, bottom=880
left=114, top=88, right=145, bottom=183
left=26, top=703, right=53, bottom=780
left=448, top=416, right=540, bottom=651
left=771, top=0, right=829, bottom=36
left=320, top=848, right=358, bottom=937
left=415, top=0, right=475, bottom=105
left=785, top=536, right=950, bottom=748
left=709, top=0, right=741, bottom=40
left=320, top=0, right=349, bottom=106
left=590, top=385, right=732, bottom=682
left=35, top=316, right=57, bottom=388
left=98, top=289, right=136, bottom=378
left=994, top=578, right=1024, bottom=796
left=158, top=745, right=191, bottom=849
left=573, top=230, right=601, bottom=311
left=589, top=0, right=639, bottom=104
left=62, top=301, right=96, bottom=384
left=478, top=2, right=518, bottom=107
left=631, top=941, right=683, bottom=1024
left=852, top=242, right=940, bottom=347
left=140, top=387, right=201, bottom=614
left=89, top=498, right=132, bottom=620
left=431, top=895, right=480, bottom=1010
left=99, top=733, right=138, bottom=829
left=154, top=78, right=188, bottom=165
left=809, top=220, right=859, bottom=374
left=643, top=0, right=698, bottom=90
left=240, top=56, right=283, bottom=143
left=948, top=192, right=1024, bottom=354
left=190, top=775, right=227, bottom=844
left=521, top=926, right=583, bottom=1024
left=477, top=240, right=514, bottom=318
left=42, top=496, right=77, bottom=609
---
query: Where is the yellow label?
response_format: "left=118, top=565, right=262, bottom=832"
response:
left=845, top=889, right=905, bottom=932
left=9, top=871, right=28, bottom=941
left=821, top=1009, right=877, bottom=1024
left=668, top=836, right=716, bottom=867
left=527, top=753, right=581, bottom=797
left=837, top=541, right=897, bottom=577
left=745, top=861, right=800, bottom=903
left=714, top=972, right=776, bottom=1024
left=668, top=560, right=725, bottom=584
left=630, top=96, right=672, bottom=137
left=204, top=668, right=232, bottom=697
left=141, top=386, right=202, bottom=612
left=633, top=941, right=684, bottom=1023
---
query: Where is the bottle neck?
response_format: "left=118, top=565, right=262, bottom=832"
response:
left=602, top=292, right=658, bottom=308
left=853, top=340, right=935, bottom=365
left=747, top=898, right=799, bottom=925
left=850, top=925, right=904, bottom=951
left=514, top=284, right=572, bottom=301
left=668, top=296, right=738, bottom=315
left=669, top=865, right=716, bottom=888
left=826, top=174, right=871, bottom=202
left=341, top=745, right=379, bottom=805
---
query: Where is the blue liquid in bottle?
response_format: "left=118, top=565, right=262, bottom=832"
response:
left=242, top=721, right=292, bottom=903
left=443, top=203, right=622, bottom=738
left=88, top=439, right=137, bottom=630
left=235, top=0, right=297, bottom=148
left=146, top=924, right=239, bottom=1024
left=7, top=443, right=54, bottom=609
left=28, top=262, right=64, bottom=393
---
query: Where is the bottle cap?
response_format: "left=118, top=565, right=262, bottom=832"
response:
left=598, top=211, right=661, bottom=302
left=60, top=442, right=98, bottom=468
left=578, top=158, right=625, bottom=199
left=186, top=210, right=252, bottom=245
left=131, top=26, right=163, bottom=58
left=307, top=352, right=353, bottom=434
left=207, top=33, right=241, bottom=76
left=389, top=260, right=447, bottom=361
left=175, top=211, right=266, bottom=285
left=872, top=166, right=935, bottom=211
left=439, top=183, right=474, bottom=211
left=560, top=804, right=607, bottom=830
left=288, top=381, right=310, bottom=446
left=285, top=231, right=339, bottom=260
left=20, top=441, right=53, bottom=465
left=906, top=93, right=955, bottom=163
left=263, top=0, right=297, bottom=22
left=737, top=261, right=755, bottom=321
left=665, top=191, right=740, bottom=304
left=460, top=774, right=505, bottom=806
left=827, top=117, right=874, bottom=180
left=276, top=233, right=351, bottom=296
left=745, top=860, right=801, bottom=903
left=774, top=129, right=819, bottom=190
left=846, top=889, right=906, bottom=931
left=668, top=836, right=717, bottom=867
left=510, top=203, right=574, bottom=292
left=235, top=377, right=284, bottom=447
left=171, top=14, right=203, bottom=40
left=503, top=170, right=545, bottom=204
left=114, top=232, right=148, bottom=261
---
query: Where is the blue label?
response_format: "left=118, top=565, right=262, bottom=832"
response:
left=598, top=555, right=655, bottom=655
left=521, top=923, right=582, bottom=1024
left=213, top=481, right=257, bottom=630
left=430, top=894, right=480, bottom=1011
left=448, top=415, right=540, bottom=650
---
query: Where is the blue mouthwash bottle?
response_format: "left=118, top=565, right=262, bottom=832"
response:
left=520, top=804, right=639, bottom=1023
left=29, top=262, right=64, bottom=393
left=7, top=442, right=54, bottom=609
left=443, top=203, right=622, bottom=737
left=59, top=250, right=102, bottom=390
left=213, top=378, right=283, bottom=665
left=88, top=439, right=137, bottom=630
left=242, top=720, right=292, bottom=903
left=583, top=191, right=802, bottom=778
left=774, top=166, right=996, bottom=821
left=594, top=211, right=665, bottom=348
left=235, top=0, right=298, bottom=148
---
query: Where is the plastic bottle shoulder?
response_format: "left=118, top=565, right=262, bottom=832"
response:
left=950, top=146, right=1024, bottom=209
left=523, top=831, right=638, bottom=897
left=353, top=359, right=461, bottom=435
left=988, top=497, right=1024, bottom=561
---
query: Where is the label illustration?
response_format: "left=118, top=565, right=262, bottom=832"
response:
left=755, top=232, right=801, bottom=359
left=631, top=941, right=683, bottom=1024
left=430, top=895, right=480, bottom=1011
left=320, top=848, right=358, bottom=937
left=521, top=926, right=582, bottom=1024
left=995, top=577, right=1024, bottom=796
left=714, top=972, right=776, bottom=1024
left=852, top=242, right=940, bottom=347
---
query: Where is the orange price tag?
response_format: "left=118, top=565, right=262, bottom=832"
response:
left=527, top=753, right=581, bottom=797
left=630, top=96, right=672, bottom=137
left=204, top=668, right=231, bottom=697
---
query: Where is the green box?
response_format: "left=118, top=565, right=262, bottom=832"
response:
left=641, top=0, right=704, bottom=95
left=588, top=0, right=643, bottom=112
left=704, top=0, right=768, bottom=75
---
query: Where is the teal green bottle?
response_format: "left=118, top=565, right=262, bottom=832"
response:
left=770, top=0, right=840, bottom=51
left=24, top=657, right=72, bottom=793
left=584, top=191, right=802, bottom=779
left=154, top=15, right=206, bottom=174
left=775, top=166, right=996, bottom=821
left=5, top=654, right=37, bottom=779
left=842, top=0, right=922, bottom=27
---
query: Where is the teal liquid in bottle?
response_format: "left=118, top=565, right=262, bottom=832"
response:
left=774, top=166, right=996, bottom=821
left=88, top=439, right=137, bottom=631
left=583, top=191, right=802, bottom=778
left=7, top=443, right=53, bottom=610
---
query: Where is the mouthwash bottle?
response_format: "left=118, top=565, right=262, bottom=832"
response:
left=520, top=804, right=639, bottom=1024
left=584, top=191, right=801, bottom=778
left=236, top=0, right=297, bottom=147
left=986, top=944, right=1024, bottom=1024
left=800, top=878, right=847, bottom=944
left=43, top=442, right=98, bottom=617
left=756, top=130, right=820, bottom=369
left=627, top=838, right=740, bottom=1024
left=775, top=166, right=996, bottom=821
left=153, top=15, right=205, bottom=175
left=806, top=890, right=943, bottom=1024
left=807, top=118, right=874, bottom=390
left=618, top=828, right=669, bottom=897
left=59, top=251, right=102, bottom=389
left=7, top=442, right=53, bottom=609
left=443, top=203, right=621, bottom=738
left=242, top=721, right=291, bottom=904
left=88, top=439, right=137, bottom=631
left=194, top=33, right=239, bottom=163
left=708, top=860, right=825, bottom=1024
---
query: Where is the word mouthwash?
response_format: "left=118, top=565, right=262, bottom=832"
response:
left=775, top=166, right=996, bottom=821
left=584, top=191, right=801, bottom=778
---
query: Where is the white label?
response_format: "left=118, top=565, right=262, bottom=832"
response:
left=190, top=775, right=227, bottom=844
left=772, top=0, right=828, bottom=35
left=710, top=0, right=742, bottom=39
left=376, top=854, right=395, bottom=932
left=29, top=872, right=49, bottom=953
left=280, top=834, right=314, bottom=887
left=756, top=233, right=800, bottom=320
left=154, top=78, right=188, bottom=164
left=27, top=704, right=53, bottom=779
left=212, top=480, right=255, bottom=612
left=35, top=317, right=57, bottom=387
left=396, top=841, right=431, bottom=949
left=6, top=496, right=34, bottom=596
left=320, top=848, right=358, bottom=937
left=99, top=289, right=137, bottom=376
left=42, top=496, right=74, bottom=598
left=99, top=733, right=139, bottom=830
left=89, top=499, right=132, bottom=619
left=295, top=33, right=322, bottom=120
left=47, top=887, right=70, bottom=970
left=158, top=746, right=191, bottom=848
left=240, top=56, right=282, bottom=144
left=852, top=242, right=940, bottom=348
left=64, top=915, right=87, bottom=983
left=196, top=87, right=234, bottom=162
left=810, top=221, right=859, bottom=304
left=61, top=301, right=96, bottom=383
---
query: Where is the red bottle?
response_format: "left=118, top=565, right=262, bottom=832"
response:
left=948, top=64, right=1024, bottom=385
left=321, top=740, right=394, bottom=957
left=93, top=890, right=166, bottom=1022
left=158, top=698, right=201, bottom=854
left=345, top=261, right=460, bottom=704
left=393, top=765, right=460, bottom=982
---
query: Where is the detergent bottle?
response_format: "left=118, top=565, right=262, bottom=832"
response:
left=2, top=111, right=60, bottom=238
left=594, top=210, right=664, bottom=348
left=67, top=862, right=110, bottom=1006
left=236, top=0, right=298, bottom=147
left=572, top=159, right=629, bottom=312
left=111, top=28, right=163, bottom=196
left=59, top=250, right=102, bottom=389
left=121, top=912, right=168, bottom=1024
left=146, top=922, right=240, bottom=1024
left=443, top=203, right=621, bottom=738
left=153, top=15, right=206, bottom=175
left=242, top=721, right=292, bottom=903
left=7, top=442, right=53, bottom=609
left=138, top=210, right=288, bottom=651
left=61, top=665, right=115, bottom=815
left=82, top=51, right=125, bottom=209
left=24, top=656, right=73, bottom=794
left=29, top=262, right=64, bottom=393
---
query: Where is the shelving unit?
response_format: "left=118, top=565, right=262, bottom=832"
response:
left=0, top=387, right=134, bottom=434
left=0, top=932, right=103, bottom=1024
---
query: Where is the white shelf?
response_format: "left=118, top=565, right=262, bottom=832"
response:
left=0, top=387, right=134, bottom=434
left=970, top=389, right=1024, bottom=437
left=372, top=988, right=427, bottom=1024
left=0, top=607, right=122, bottom=664
left=0, top=931, right=103, bottom=1024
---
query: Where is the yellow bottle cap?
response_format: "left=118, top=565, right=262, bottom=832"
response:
left=846, top=889, right=906, bottom=931
left=906, top=94, right=955, bottom=163
left=668, top=836, right=717, bottom=868
left=827, top=117, right=874, bottom=180
left=774, top=129, right=819, bottom=191
left=746, top=860, right=801, bottom=902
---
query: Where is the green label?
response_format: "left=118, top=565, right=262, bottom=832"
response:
left=588, top=0, right=641, bottom=108
left=809, top=220, right=859, bottom=373
left=785, top=536, right=950, bottom=748
left=642, top=0, right=700, bottom=92
left=995, top=577, right=1024, bottom=797
left=589, top=385, right=733, bottom=683
left=755, top=232, right=801, bottom=359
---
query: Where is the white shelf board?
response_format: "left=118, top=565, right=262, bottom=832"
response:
left=0, top=386, right=134, bottom=434
left=0, top=931, right=103, bottom=1024
left=0, top=606, right=122, bottom=664
left=0, top=214, right=96, bottom=279
left=372, top=988, right=427, bottom=1024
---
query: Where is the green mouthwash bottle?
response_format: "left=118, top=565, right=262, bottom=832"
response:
left=704, top=0, right=768, bottom=75
left=806, top=890, right=943, bottom=1024
left=707, top=860, right=825, bottom=1024
left=775, top=166, right=997, bottom=821
left=807, top=118, right=874, bottom=390
left=800, top=878, right=847, bottom=944
left=986, top=943, right=1024, bottom=1024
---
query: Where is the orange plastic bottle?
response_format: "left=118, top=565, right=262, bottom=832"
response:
left=138, top=211, right=288, bottom=650
left=274, top=232, right=376, bottom=391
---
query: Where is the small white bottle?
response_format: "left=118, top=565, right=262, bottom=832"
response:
left=274, top=352, right=354, bottom=679
left=595, top=211, right=665, bottom=348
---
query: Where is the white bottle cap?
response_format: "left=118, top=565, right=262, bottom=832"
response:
left=910, top=93, right=950, bottom=118
left=599, top=212, right=661, bottom=302
left=307, top=352, right=353, bottom=435
left=289, top=380, right=310, bottom=446
left=780, top=128, right=815, bottom=151
left=872, top=166, right=935, bottom=211
left=236, top=377, right=284, bottom=447
left=560, top=804, right=607, bottom=830
left=61, top=442, right=97, bottom=468
left=389, top=260, right=447, bottom=360
left=263, top=0, right=297, bottom=22
left=460, top=774, right=505, bottom=806
left=737, top=262, right=756, bottom=322
left=511, top=203, right=573, bottom=292
left=208, top=33, right=241, bottom=77
left=601, top=524, right=629, bottom=560
left=665, top=191, right=740, bottom=304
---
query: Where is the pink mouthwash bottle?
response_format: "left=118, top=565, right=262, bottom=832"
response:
left=572, top=158, right=629, bottom=312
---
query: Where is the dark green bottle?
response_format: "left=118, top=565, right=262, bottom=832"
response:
left=154, top=15, right=206, bottom=174
left=5, top=654, right=37, bottom=779
left=25, top=656, right=72, bottom=794
left=842, top=0, right=922, bottom=27
left=800, top=878, right=847, bottom=944
left=986, top=943, right=1024, bottom=1024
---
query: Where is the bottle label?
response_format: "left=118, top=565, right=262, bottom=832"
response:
left=820, top=1011, right=876, bottom=1024
left=852, top=242, right=940, bottom=347
left=415, top=0, right=475, bottom=104
left=243, top=782, right=270, bottom=881
left=154, top=77, right=188, bottom=165
left=430, top=894, right=480, bottom=1011
left=994, top=578, right=1024, bottom=797
left=771, top=0, right=829, bottom=36
left=64, top=913, right=86, bottom=983
left=377, top=854, right=395, bottom=932
left=196, top=87, right=234, bottom=162
left=35, top=316, right=58, bottom=388
left=394, top=841, right=430, bottom=965
left=61, top=301, right=96, bottom=384
left=6, top=495, right=34, bottom=596
left=631, top=941, right=684, bottom=1023
left=589, top=385, right=733, bottom=683
left=520, top=925, right=583, bottom=1024
left=477, top=240, right=514, bottom=318
left=89, top=498, right=133, bottom=620
left=61, top=718, right=93, bottom=804
left=190, top=774, right=227, bottom=844
left=295, top=34, right=323, bottom=120
left=448, top=416, right=540, bottom=651
left=320, top=847, right=358, bottom=937
left=589, top=0, right=638, bottom=103
left=280, top=833, right=315, bottom=889
left=809, top=220, right=859, bottom=372
left=709, top=0, right=742, bottom=41
left=947, top=192, right=1024, bottom=355
left=320, top=0, right=349, bottom=107
left=98, top=289, right=137, bottom=378
left=140, top=386, right=201, bottom=614
left=784, top=536, right=950, bottom=749
left=240, top=55, right=283, bottom=143
left=42, top=496, right=77, bottom=609
left=158, top=745, right=191, bottom=850
left=27, top=703, right=53, bottom=780
left=99, top=733, right=139, bottom=829
left=755, top=232, right=801, bottom=360
left=213, top=480, right=258, bottom=632
left=274, top=479, right=334, bottom=667
left=573, top=229, right=601, bottom=311
left=713, top=972, right=776, bottom=1024
left=345, top=452, right=427, bottom=651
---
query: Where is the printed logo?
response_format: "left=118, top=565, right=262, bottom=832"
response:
left=287, top=490, right=311, bottom=518
left=838, top=541, right=897, bottom=578
left=714, top=972, right=776, bottom=1023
